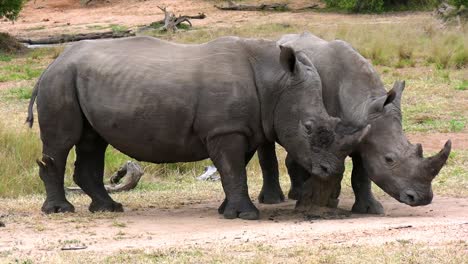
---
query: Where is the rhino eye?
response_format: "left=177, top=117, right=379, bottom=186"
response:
left=304, top=121, right=313, bottom=134
left=384, top=156, right=395, bottom=164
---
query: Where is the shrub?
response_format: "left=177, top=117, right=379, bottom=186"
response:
left=323, top=0, right=441, bottom=12
left=324, top=0, right=384, bottom=12
left=0, top=0, right=24, bottom=21
left=449, top=0, right=468, bottom=7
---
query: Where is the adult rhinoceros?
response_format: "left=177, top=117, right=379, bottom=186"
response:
left=27, top=36, right=370, bottom=220
left=258, top=33, right=451, bottom=213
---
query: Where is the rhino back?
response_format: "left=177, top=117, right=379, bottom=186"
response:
left=45, top=37, right=263, bottom=162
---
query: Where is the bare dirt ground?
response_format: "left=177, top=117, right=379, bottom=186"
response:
left=1, top=197, right=467, bottom=259
left=408, top=132, right=468, bottom=151
left=0, top=0, right=430, bottom=39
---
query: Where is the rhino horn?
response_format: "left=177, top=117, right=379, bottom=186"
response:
left=424, top=140, right=451, bottom=179
left=338, top=124, right=371, bottom=148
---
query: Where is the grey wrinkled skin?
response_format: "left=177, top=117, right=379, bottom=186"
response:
left=27, top=36, right=368, bottom=220
left=258, top=33, right=451, bottom=212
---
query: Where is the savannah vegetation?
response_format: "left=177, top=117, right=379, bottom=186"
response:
left=0, top=15, right=466, bottom=198
left=0, top=0, right=467, bottom=262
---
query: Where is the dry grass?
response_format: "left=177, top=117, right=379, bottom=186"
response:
left=3, top=240, right=467, bottom=264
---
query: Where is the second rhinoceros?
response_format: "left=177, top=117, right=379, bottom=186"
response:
left=258, top=33, right=451, bottom=213
left=27, top=36, right=369, bottom=220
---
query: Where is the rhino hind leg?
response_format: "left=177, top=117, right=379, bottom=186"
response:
left=208, top=134, right=259, bottom=220
left=38, top=150, right=76, bottom=214
left=73, top=122, right=123, bottom=213
left=257, top=142, right=285, bottom=204
left=350, top=154, right=384, bottom=214
left=38, top=93, right=83, bottom=214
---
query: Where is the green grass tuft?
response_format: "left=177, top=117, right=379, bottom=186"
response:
left=449, top=119, right=465, bottom=132
left=454, top=80, right=468, bottom=91
left=110, top=24, right=128, bottom=33
left=6, top=86, right=33, bottom=100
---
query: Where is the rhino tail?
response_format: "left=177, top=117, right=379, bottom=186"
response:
left=26, top=81, right=39, bottom=128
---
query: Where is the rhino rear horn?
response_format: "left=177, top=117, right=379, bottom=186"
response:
left=425, top=140, right=451, bottom=179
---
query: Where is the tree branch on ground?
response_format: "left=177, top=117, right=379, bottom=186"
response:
left=151, top=6, right=206, bottom=32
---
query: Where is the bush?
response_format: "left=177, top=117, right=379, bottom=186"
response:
left=449, top=0, right=468, bottom=7
left=0, top=0, right=24, bottom=21
left=324, top=0, right=384, bottom=12
left=323, top=0, right=441, bottom=12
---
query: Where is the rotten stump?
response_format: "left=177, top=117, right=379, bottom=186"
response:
left=295, top=174, right=350, bottom=219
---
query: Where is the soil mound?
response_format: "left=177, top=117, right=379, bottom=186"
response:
left=0, top=32, right=25, bottom=53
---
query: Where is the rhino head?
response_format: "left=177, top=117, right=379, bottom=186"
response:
left=274, top=45, right=371, bottom=179
left=359, top=81, right=452, bottom=206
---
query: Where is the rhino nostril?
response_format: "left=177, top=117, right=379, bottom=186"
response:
left=406, top=193, right=415, bottom=202
left=320, top=165, right=329, bottom=174
left=404, top=190, right=418, bottom=203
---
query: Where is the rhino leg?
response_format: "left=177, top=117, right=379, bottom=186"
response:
left=258, top=142, right=285, bottom=204
left=218, top=150, right=256, bottom=214
left=285, top=155, right=306, bottom=201
left=208, top=134, right=259, bottom=220
left=350, top=154, right=384, bottom=214
left=37, top=89, right=83, bottom=214
left=73, top=122, right=123, bottom=213
left=38, top=150, right=75, bottom=214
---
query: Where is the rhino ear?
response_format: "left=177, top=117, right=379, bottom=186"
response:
left=368, top=89, right=396, bottom=114
left=279, top=45, right=296, bottom=73
left=388, top=80, right=405, bottom=108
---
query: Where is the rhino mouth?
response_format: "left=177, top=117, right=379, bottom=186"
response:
left=398, top=188, right=433, bottom=206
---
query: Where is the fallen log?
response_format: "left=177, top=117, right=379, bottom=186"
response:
left=214, top=1, right=319, bottom=11
left=215, top=1, right=289, bottom=11
left=66, top=161, right=144, bottom=194
left=17, top=30, right=135, bottom=45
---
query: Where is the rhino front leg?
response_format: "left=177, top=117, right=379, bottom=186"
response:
left=258, top=142, right=285, bottom=204
left=285, top=154, right=306, bottom=200
left=73, top=123, right=123, bottom=213
left=208, top=134, right=259, bottom=220
left=351, top=154, right=384, bottom=214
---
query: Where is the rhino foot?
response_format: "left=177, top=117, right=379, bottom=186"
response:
left=258, top=187, right=285, bottom=204
left=41, top=200, right=75, bottom=214
left=89, top=200, right=124, bottom=213
left=219, top=199, right=259, bottom=220
left=352, top=198, right=384, bottom=214
left=288, top=187, right=302, bottom=200
left=218, top=199, right=227, bottom=214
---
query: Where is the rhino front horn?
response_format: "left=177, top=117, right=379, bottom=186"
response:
left=425, top=140, right=451, bottom=179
